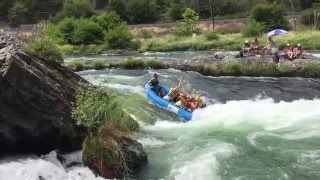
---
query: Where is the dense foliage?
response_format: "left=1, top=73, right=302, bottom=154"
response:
left=1, top=0, right=62, bottom=26
left=72, top=87, right=140, bottom=135
left=1, top=0, right=320, bottom=25
left=242, top=20, right=266, bottom=37
left=51, top=0, right=94, bottom=23
left=175, top=8, right=200, bottom=36
left=301, top=8, right=320, bottom=29
left=250, top=3, right=289, bottom=31
left=25, top=25, right=63, bottom=64
left=48, top=11, right=135, bottom=49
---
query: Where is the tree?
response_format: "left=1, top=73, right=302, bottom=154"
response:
left=8, top=1, right=28, bottom=27
left=299, top=0, right=319, bottom=9
left=92, top=11, right=122, bottom=32
left=58, top=17, right=77, bottom=44
left=51, top=0, right=94, bottom=22
left=126, top=0, right=158, bottom=24
left=0, top=0, right=14, bottom=17
left=250, top=3, right=289, bottom=31
left=175, top=8, right=199, bottom=36
left=107, top=0, right=127, bottom=21
left=301, top=5, right=320, bottom=29
left=193, top=0, right=223, bottom=30
left=72, top=19, right=104, bottom=45
left=289, top=0, right=297, bottom=30
left=167, top=0, right=183, bottom=21
left=105, top=24, right=133, bottom=49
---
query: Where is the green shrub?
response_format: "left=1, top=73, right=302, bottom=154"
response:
left=25, top=25, right=63, bottom=64
left=105, top=24, right=133, bottom=49
left=215, top=25, right=243, bottom=34
left=107, top=0, right=127, bottom=21
left=7, top=1, right=28, bottom=27
left=58, top=18, right=104, bottom=45
left=131, top=39, right=142, bottom=50
left=72, top=88, right=139, bottom=134
left=67, top=60, right=85, bottom=71
left=110, top=59, right=145, bottom=69
left=266, top=62, right=280, bottom=76
left=72, top=19, right=104, bottom=45
left=242, top=20, right=266, bottom=37
left=140, top=29, right=153, bottom=39
left=278, top=62, right=294, bottom=75
left=58, top=17, right=77, bottom=44
left=110, top=59, right=165, bottom=69
left=92, top=11, right=122, bottom=32
left=204, top=32, right=219, bottom=41
left=91, top=60, right=106, bottom=70
left=145, top=60, right=166, bottom=69
left=303, top=63, right=320, bottom=77
left=250, top=3, right=289, bottom=31
left=72, top=88, right=114, bottom=133
left=51, top=0, right=94, bottom=23
left=126, top=0, right=158, bottom=24
left=167, top=1, right=183, bottom=21
left=174, top=8, right=199, bottom=37
left=221, top=61, right=243, bottom=75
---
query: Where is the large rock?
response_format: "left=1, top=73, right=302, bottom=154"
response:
left=83, top=135, right=147, bottom=179
left=0, top=32, right=87, bottom=155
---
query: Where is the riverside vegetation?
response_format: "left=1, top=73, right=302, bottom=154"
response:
left=16, top=1, right=320, bottom=55
left=72, top=87, right=147, bottom=178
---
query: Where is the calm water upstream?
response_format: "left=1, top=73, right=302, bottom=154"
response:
left=1, top=52, right=320, bottom=180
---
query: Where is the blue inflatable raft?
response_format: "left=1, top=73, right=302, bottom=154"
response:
left=145, top=83, right=192, bottom=121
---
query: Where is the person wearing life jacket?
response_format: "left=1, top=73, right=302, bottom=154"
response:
left=163, top=86, right=179, bottom=102
left=149, top=73, right=165, bottom=97
left=175, top=94, right=188, bottom=109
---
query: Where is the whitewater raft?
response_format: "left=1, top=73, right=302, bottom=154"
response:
left=145, top=83, right=192, bottom=121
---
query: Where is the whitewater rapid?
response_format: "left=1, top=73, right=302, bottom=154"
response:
left=2, top=68, right=320, bottom=180
left=1, top=98, right=320, bottom=180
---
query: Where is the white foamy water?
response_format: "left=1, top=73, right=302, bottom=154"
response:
left=2, top=99, right=317, bottom=180
left=137, top=137, right=169, bottom=148
left=104, top=83, right=145, bottom=96
left=0, top=151, right=105, bottom=180
left=168, top=143, right=237, bottom=180
left=146, top=99, right=320, bottom=134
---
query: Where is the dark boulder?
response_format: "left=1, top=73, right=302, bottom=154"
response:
left=0, top=32, right=87, bottom=155
left=121, top=137, right=148, bottom=170
left=83, top=135, right=147, bottom=179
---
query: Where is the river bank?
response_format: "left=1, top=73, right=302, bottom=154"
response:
left=58, top=30, right=320, bottom=56
left=65, top=51, right=320, bottom=78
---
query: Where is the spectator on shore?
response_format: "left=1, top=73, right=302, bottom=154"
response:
left=263, top=36, right=275, bottom=55
left=284, top=44, right=294, bottom=60
left=240, top=40, right=252, bottom=57
left=293, top=44, right=303, bottom=58
left=251, top=37, right=260, bottom=50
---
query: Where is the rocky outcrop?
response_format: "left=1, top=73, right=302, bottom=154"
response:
left=0, top=31, right=87, bottom=155
left=83, top=134, right=147, bottom=179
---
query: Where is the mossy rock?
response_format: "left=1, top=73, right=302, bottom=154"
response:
left=83, top=134, right=147, bottom=179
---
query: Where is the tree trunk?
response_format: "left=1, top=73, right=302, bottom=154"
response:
left=289, top=0, right=296, bottom=31
left=209, top=0, right=215, bottom=31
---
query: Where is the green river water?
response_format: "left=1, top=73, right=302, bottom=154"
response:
left=1, top=51, right=320, bottom=180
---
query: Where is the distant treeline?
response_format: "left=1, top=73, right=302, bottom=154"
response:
left=0, top=0, right=319, bottom=26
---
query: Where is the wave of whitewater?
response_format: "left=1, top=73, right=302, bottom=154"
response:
left=145, top=98, right=320, bottom=132
left=1, top=99, right=320, bottom=180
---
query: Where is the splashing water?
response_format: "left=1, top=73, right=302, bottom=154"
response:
left=2, top=68, right=320, bottom=180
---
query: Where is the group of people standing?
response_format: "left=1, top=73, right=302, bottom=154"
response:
left=149, top=73, right=206, bottom=112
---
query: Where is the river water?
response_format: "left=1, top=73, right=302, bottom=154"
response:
left=1, top=52, right=320, bottom=180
